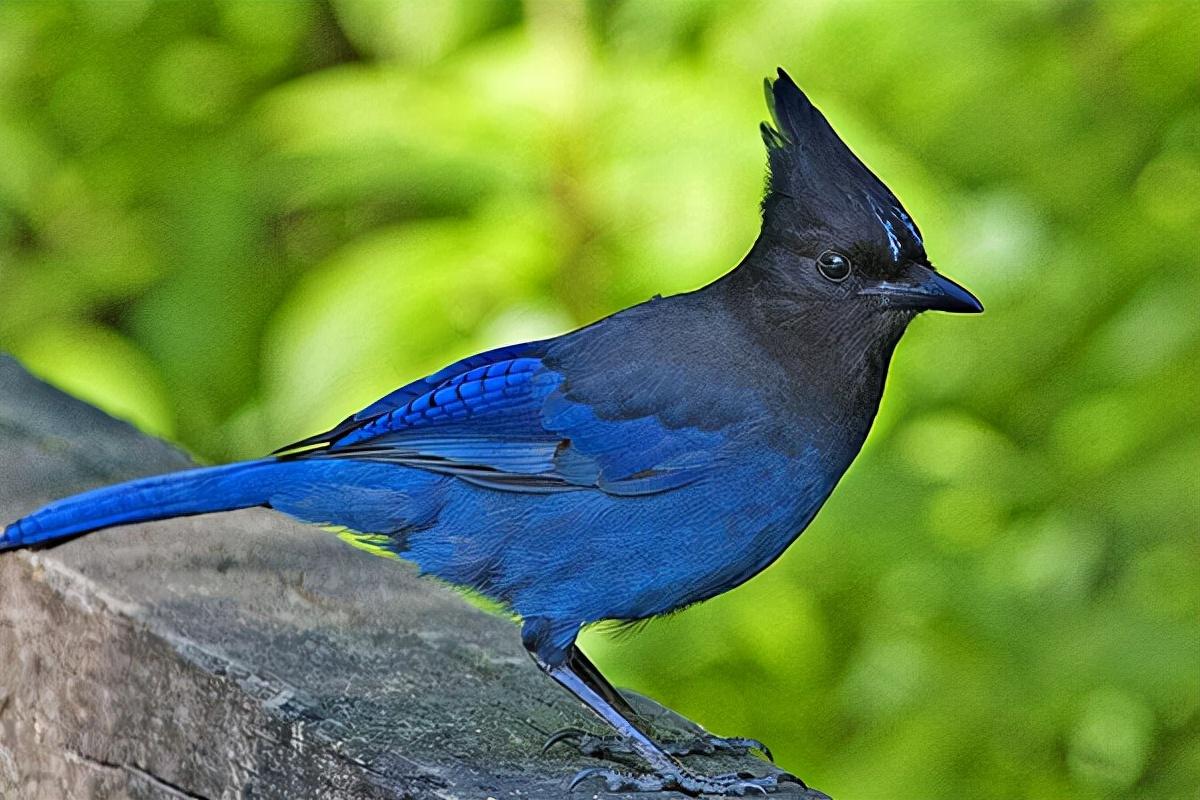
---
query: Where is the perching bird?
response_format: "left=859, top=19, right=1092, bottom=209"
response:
left=2, top=69, right=981, bottom=796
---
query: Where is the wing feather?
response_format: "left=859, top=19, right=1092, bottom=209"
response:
left=287, top=341, right=727, bottom=496
left=274, top=341, right=545, bottom=452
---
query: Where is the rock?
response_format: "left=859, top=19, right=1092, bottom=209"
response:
left=0, top=355, right=828, bottom=799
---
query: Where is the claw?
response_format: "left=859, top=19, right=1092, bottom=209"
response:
left=543, top=726, right=587, bottom=754
left=567, top=766, right=606, bottom=792
left=776, top=771, right=807, bottom=788
left=707, top=736, right=774, bottom=762
left=719, top=772, right=805, bottom=797
left=568, top=767, right=646, bottom=793
left=566, top=765, right=809, bottom=796
left=546, top=728, right=775, bottom=762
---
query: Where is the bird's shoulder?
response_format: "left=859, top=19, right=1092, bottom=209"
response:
left=543, top=287, right=769, bottom=432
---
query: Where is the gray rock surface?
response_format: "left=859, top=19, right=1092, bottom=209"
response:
left=0, top=355, right=828, bottom=799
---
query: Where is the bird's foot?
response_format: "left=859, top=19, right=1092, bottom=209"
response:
left=568, top=766, right=809, bottom=796
left=544, top=726, right=773, bottom=761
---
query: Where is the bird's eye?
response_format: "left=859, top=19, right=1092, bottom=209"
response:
left=816, top=250, right=852, bottom=282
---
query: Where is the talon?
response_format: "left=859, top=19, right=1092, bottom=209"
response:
left=567, top=764, right=813, bottom=796
left=543, top=727, right=587, bottom=754
left=713, top=735, right=774, bottom=762
left=776, top=771, right=808, bottom=788
left=567, top=767, right=606, bottom=791
left=568, top=767, right=660, bottom=794
left=742, top=738, right=773, bottom=762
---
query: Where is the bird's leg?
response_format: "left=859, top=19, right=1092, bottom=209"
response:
left=533, top=644, right=804, bottom=796
left=543, top=648, right=773, bottom=762
left=564, top=643, right=644, bottom=721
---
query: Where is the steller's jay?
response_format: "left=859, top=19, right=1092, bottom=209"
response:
left=2, top=69, right=981, bottom=796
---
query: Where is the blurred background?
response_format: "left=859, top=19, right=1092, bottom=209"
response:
left=0, top=1, right=1196, bottom=798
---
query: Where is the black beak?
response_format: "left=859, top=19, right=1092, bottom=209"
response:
left=859, top=262, right=983, bottom=314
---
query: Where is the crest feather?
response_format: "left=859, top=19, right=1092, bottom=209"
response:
left=759, top=68, right=926, bottom=264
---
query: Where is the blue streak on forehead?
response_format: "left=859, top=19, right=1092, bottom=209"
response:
left=866, top=194, right=903, bottom=262
left=894, top=206, right=923, bottom=247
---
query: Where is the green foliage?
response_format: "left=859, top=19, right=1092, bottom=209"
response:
left=1, top=2, right=1196, bottom=797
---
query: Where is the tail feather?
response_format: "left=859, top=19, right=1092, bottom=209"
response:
left=2, top=459, right=285, bottom=550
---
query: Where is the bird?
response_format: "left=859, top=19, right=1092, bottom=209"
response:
left=2, top=68, right=981, bottom=796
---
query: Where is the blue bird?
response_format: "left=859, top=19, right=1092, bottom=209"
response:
left=2, top=69, right=981, bottom=796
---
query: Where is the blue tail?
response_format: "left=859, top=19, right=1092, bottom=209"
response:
left=2, top=460, right=289, bottom=550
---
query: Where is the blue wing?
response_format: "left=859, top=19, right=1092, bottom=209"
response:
left=286, top=346, right=726, bottom=496
left=277, top=340, right=545, bottom=452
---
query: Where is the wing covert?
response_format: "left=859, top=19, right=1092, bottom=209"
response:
left=275, top=340, right=545, bottom=452
left=284, top=339, right=730, bottom=496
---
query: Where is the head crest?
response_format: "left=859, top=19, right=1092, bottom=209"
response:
left=761, top=69, right=924, bottom=263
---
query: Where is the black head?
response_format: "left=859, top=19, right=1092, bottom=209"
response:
left=753, top=69, right=981, bottom=316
